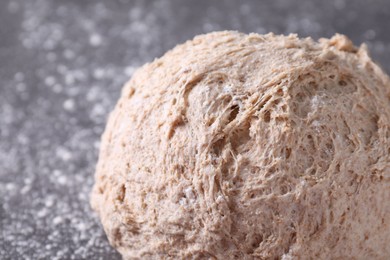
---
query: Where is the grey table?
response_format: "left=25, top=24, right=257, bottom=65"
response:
left=1, top=0, right=389, bottom=259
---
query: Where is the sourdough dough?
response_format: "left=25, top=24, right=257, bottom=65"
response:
left=91, top=31, right=390, bottom=259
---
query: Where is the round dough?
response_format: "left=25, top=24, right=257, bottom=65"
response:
left=91, top=31, right=390, bottom=259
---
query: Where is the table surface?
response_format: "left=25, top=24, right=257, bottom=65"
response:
left=1, top=0, right=389, bottom=259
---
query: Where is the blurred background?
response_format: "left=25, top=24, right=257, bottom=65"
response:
left=0, top=0, right=389, bottom=259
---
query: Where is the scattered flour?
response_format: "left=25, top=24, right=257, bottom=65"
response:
left=0, top=0, right=389, bottom=259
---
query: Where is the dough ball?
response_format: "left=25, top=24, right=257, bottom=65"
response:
left=91, top=31, right=390, bottom=259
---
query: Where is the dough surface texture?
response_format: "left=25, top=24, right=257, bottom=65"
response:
left=91, top=31, right=390, bottom=259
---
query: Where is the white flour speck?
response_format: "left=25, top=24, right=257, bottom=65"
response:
left=56, top=147, right=72, bottom=161
left=45, top=76, right=56, bottom=86
left=63, top=99, right=76, bottom=111
left=14, top=72, right=25, bottom=81
left=124, top=66, right=136, bottom=77
left=93, top=68, right=105, bottom=79
left=63, top=49, right=75, bottom=59
left=89, top=34, right=102, bottom=46
left=53, top=216, right=63, bottom=226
